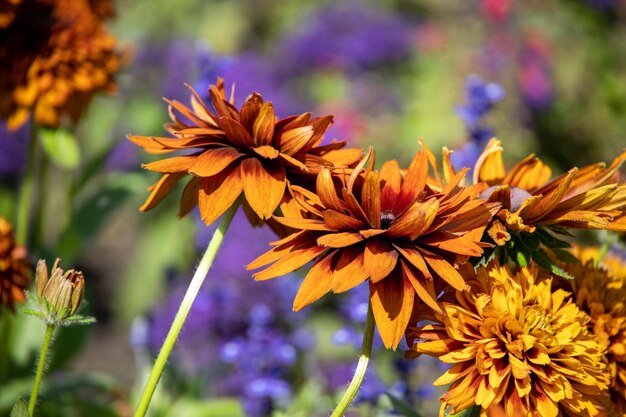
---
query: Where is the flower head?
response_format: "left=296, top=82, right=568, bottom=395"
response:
left=475, top=139, right=626, bottom=245
left=129, top=78, right=362, bottom=225
left=248, top=147, right=496, bottom=349
left=0, top=0, right=121, bottom=130
left=0, top=216, right=29, bottom=311
left=558, top=248, right=626, bottom=416
left=409, top=261, right=609, bottom=417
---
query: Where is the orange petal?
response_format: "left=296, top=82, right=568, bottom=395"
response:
left=321, top=148, right=363, bottom=167
left=140, top=172, right=186, bottom=212
left=198, top=165, right=243, bottom=225
left=189, top=147, right=243, bottom=177
left=220, top=116, right=254, bottom=148
left=370, top=273, right=415, bottom=350
left=380, top=160, right=401, bottom=211
left=330, top=246, right=369, bottom=293
left=254, top=246, right=326, bottom=281
left=386, top=197, right=439, bottom=239
left=400, top=261, right=441, bottom=313
left=241, top=158, right=286, bottom=219
left=178, top=176, right=201, bottom=217
left=395, top=151, right=428, bottom=214
left=321, top=210, right=365, bottom=230
left=317, top=232, right=363, bottom=248
left=361, top=170, right=381, bottom=228
left=293, top=253, right=335, bottom=310
left=279, top=126, right=314, bottom=156
left=143, top=155, right=196, bottom=173
left=273, top=217, right=335, bottom=231
left=240, top=93, right=262, bottom=132
left=252, top=145, right=280, bottom=159
left=316, top=168, right=345, bottom=212
left=252, top=102, right=275, bottom=146
left=393, top=243, right=432, bottom=280
left=364, top=238, right=398, bottom=283
left=475, top=139, right=505, bottom=186
left=420, top=249, right=467, bottom=291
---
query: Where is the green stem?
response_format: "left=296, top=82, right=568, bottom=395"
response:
left=33, top=148, right=49, bottom=248
left=330, top=301, right=375, bottom=417
left=133, top=200, right=241, bottom=417
left=15, top=125, right=38, bottom=245
left=29, top=324, right=55, bottom=416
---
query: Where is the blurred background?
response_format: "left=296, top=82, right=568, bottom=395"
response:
left=1, top=0, right=626, bottom=416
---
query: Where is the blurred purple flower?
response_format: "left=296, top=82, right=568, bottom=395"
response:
left=451, top=75, right=505, bottom=170
left=277, top=0, right=414, bottom=74
left=519, top=37, right=553, bottom=110
left=0, top=123, right=29, bottom=178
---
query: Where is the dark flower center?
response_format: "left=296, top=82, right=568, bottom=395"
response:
left=380, top=211, right=396, bottom=229
left=479, top=186, right=533, bottom=212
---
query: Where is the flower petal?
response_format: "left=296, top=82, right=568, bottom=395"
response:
left=321, top=210, right=365, bottom=230
left=395, top=151, right=428, bottom=214
left=361, top=170, right=381, bottom=228
left=330, top=246, right=369, bottom=293
left=178, top=176, right=201, bottom=217
left=241, top=158, right=286, bottom=219
left=293, top=253, right=336, bottom=311
left=370, top=272, right=415, bottom=350
left=143, top=155, right=196, bottom=173
left=420, top=249, right=468, bottom=291
left=252, top=102, right=275, bottom=146
left=198, top=165, right=243, bottom=225
left=317, top=232, right=363, bottom=248
left=386, top=197, right=439, bottom=239
left=220, top=116, right=254, bottom=148
left=316, top=168, right=345, bottom=212
left=401, top=261, right=442, bottom=313
left=380, top=160, right=401, bottom=212
left=189, top=147, right=243, bottom=177
left=364, top=238, right=398, bottom=283
left=140, top=172, right=186, bottom=212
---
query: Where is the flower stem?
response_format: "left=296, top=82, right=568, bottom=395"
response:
left=330, top=301, right=375, bottom=417
left=133, top=200, right=241, bottom=417
left=29, top=323, right=55, bottom=416
left=16, top=125, right=38, bottom=245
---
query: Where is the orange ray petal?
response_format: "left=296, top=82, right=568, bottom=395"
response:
left=380, top=160, right=401, bottom=212
left=273, top=217, right=335, bottom=231
left=240, top=93, right=262, bottom=132
left=316, top=168, right=345, bottom=212
left=361, top=171, right=381, bottom=228
left=401, top=261, right=442, bottom=313
left=189, top=147, right=243, bottom=177
left=252, top=145, right=280, bottom=159
left=395, top=151, right=428, bottom=214
left=370, top=273, right=415, bottom=350
left=279, top=126, right=314, bottom=156
left=241, top=158, right=286, bottom=219
left=252, top=102, right=275, bottom=146
left=178, top=176, right=201, bottom=218
left=317, top=232, right=363, bottom=248
left=143, top=155, right=196, bottom=173
left=198, top=165, right=243, bottom=225
left=364, top=238, right=398, bottom=283
left=321, top=148, right=363, bottom=167
left=321, top=210, right=365, bottom=230
left=386, top=197, right=439, bottom=239
left=420, top=249, right=468, bottom=291
left=253, top=246, right=326, bottom=281
left=140, top=172, right=186, bottom=212
left=330, top=246, right=369, bottom=293
left=219, top=116, right=254, bottom=148
left=293, top=253, right=336, bottom=311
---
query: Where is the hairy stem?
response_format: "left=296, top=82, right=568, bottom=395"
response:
left=29, top=324, right=55, bottom=416
left=133, top=200, right=240, bottom=417
left=16, top=125, right=38, bottom=245
left=330, top=301, right=375, bottom=417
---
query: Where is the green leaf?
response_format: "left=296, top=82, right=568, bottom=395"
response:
left=385, top=393, right=423, bottom=417
left=59, top=315, right=96, bottom=327
left=40, top=128, right=80, bottom=169
left=447, top=404, right=481, bottom=417
left=10, top=398, right=29, bottom=417
left=532, top=250, right=574, bottom=280
left=18, top=308, right=45, bottom=320
left=552, top=248, right=579, bottom=264
left=536, top=229, right=571, bottom=249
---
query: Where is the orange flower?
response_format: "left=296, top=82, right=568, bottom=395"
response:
left=558, top=248, right=626, bottom=417
left=0, top=0, right=120, bottom=129
left=474, top=139, right=626, bottom=245
left=409, top=261, right=610, bottom=417
left=248, top=148, right=496, bottom=349
left=129, top=78, right=362, bottom=225
left=0, top=217, right=30, bottom=311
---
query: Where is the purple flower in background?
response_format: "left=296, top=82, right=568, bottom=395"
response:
left=451, top=75, right=505, bottom=170
left=519, top=35, right=553, bottom=110
left=278, top=0, right=413, bottom=74
left=0, top=123, right=29, bottom=178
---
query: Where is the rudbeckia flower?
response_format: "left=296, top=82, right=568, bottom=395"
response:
left=0, top=0, right=121, bottom=129
left=558, top=249, right=626, bottom=417
left=474, top=139, right=626, bottom=245
left=248, top=148, right=496, bottom=349
left=129, top=78, right=362, bottom=225
left=0, top=217, right=30, bottom=311
left=409, top=261, right=610, bottom=417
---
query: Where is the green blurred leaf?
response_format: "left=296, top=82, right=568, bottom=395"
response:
left=385, top=393, right=423, bottom=417
left=447, top=404, right=481, bottom=417
left=10, top=398, right=29, bottom=417
left=40, top=129, right=80, bottom=170
left=552, top=248, right=579, bottom=264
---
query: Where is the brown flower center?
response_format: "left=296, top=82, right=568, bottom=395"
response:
left=380, top=211, right=396, bottom=229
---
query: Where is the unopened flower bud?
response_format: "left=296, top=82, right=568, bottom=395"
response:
left=36, top=258, right=86, bottom=322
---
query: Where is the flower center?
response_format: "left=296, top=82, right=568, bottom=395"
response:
left=380, top=211, right=396, bottom=229
left=480, top=186, right=533, bottom=212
